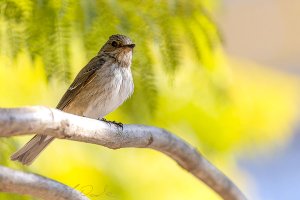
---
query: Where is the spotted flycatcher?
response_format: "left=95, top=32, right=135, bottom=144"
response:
left=11, top=34, right=135, bottom=165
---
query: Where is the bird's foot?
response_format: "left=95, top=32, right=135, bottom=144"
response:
left=111, top=121, right=123, bottom=129
left=100, top=118, right=123, bottom=130
left=100, top=118, right=109, bottom=123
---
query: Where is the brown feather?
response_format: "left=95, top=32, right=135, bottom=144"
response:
left=56, top=56, right=105, bottom=110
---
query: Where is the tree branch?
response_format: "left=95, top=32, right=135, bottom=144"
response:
left=0, top=106, right=247, bottom=200
left=0, top=165, right=88, bottom=200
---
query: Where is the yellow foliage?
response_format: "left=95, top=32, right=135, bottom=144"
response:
left=0, top=53, right=55, bottom=107
left=229, top=58, right=299, bottom=151
left=152, top=46, right=299, bottom=153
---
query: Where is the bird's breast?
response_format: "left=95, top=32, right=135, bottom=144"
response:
left=82, top=64, right=134, bottom=119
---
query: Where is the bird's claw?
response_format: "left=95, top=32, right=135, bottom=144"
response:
left=100, top=118, right=123, bottom=130
left=111, top=121, right=123, bottom=129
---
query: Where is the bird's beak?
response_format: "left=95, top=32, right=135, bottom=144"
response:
left=123, top=44, right=135, bottom=49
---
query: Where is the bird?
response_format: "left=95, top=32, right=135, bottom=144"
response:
left=11, top=34, right=135, bottom=165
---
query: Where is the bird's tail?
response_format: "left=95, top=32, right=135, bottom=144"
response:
left=11, top=135, right=54, bottom=165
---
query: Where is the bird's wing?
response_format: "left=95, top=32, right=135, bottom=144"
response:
left=56, top=56, right=105, bottom=110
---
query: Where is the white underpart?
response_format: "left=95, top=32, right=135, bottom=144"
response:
left=83, top=63, right=134, bottom=119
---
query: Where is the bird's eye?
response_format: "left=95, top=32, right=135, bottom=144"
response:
left=111, top=41, right=118, bottom=47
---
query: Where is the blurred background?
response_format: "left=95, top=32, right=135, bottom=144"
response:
left=0, top=0, right=299, bottom=199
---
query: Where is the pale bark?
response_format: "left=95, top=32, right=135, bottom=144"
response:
left=0, top=106, right=247, bottom=200
left=0, top=165, right=88, bottom=200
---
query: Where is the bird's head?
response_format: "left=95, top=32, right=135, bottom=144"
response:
left=99, top=34, right=135, bottom=67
